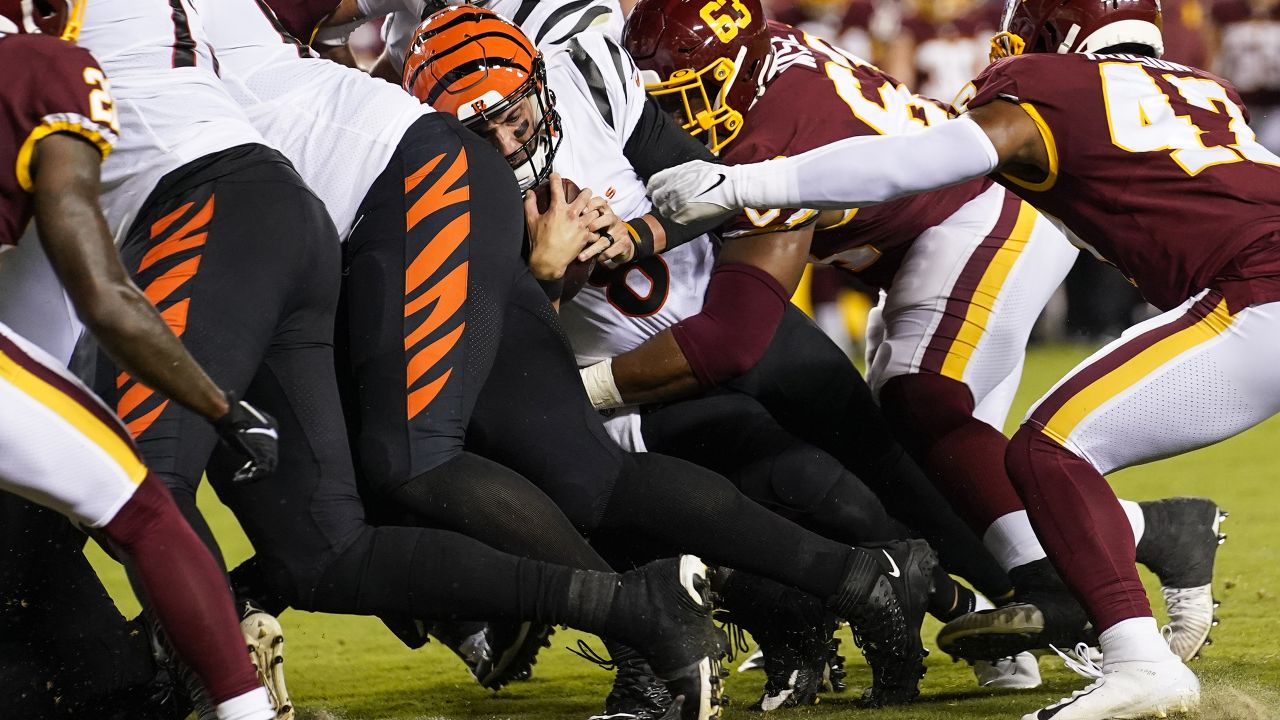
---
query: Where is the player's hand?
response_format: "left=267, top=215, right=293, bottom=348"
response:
left=213, top=393, right=279, bottom=483
left=524, top=172, right=596, bottom=280
left=647, top=160, right=741, bottom=225
left=582, top=196, right=634, bottom=268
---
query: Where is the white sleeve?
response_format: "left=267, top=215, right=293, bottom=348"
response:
left=563, top=33, right=647, bottom=143
left=357, top=0, right=420, bottom=18
left=730, top=115, right=1000, bottom=209
left=648, top=116, right=1000, bottom=225
left=380, top=8, right=420, bottom=71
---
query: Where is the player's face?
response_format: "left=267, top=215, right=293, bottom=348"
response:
left=475, top=95, right=538, bottom=162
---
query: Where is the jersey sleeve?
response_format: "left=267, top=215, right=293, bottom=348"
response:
left=563, top=33, right=648, bottom=144
left=380, top=7, right=421, bottom=71
left=965, top=55, right=1028, bottom=111
left=10, top=40, right=119, bottom=192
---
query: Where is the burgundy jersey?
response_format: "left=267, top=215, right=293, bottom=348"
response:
left=720, top=22, right=989, bottom=289
left=260, top=0, right=341, bottom=43
left=966, top=52, right=1280, bottom=310
left=0, top=33, right=118, bottom=247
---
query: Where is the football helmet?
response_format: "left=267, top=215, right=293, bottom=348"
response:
left=623, top=0, right=773, bottom=154
left=0, top=0, right=85, bottom=40
left=403, top=5, right=561, bottom=191
left=989, top=0, right=1163, bottom=62
left=420, top=0, right=492, bottom=19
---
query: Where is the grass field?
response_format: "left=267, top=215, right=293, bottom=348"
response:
left=88, top=345, right=1280, bottom=720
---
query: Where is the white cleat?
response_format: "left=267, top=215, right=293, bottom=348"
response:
left=1022, top=657, right=1199, bottom=720
left=242, top=609, right=294, bottom=720
left=972, top=651, right=1041, bottom=689
left=1161, top=585, right=1216, bottom=663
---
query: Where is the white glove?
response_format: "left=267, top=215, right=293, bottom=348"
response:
left=647, top=160, right=746, bottom=226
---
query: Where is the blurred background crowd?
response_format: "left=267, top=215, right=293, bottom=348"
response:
left=349, top=0, right=1280, bottom=355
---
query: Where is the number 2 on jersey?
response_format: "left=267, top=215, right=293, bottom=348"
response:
left=1100, top=63, right=1280, bottom=175
left=82, top=67, right=121, bottom=133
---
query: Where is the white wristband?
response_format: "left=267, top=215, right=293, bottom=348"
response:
left=580, top=359, right=624, bottom=410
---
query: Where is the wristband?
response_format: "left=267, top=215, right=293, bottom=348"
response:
left=624, top=218, right=656, bottom=260
left=580, top=359, right=625, bottom=410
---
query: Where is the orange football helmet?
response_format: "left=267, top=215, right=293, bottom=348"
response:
left=403, top=5, right=561, bottom=190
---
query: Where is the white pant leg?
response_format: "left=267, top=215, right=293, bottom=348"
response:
left=0, top=229, right=84, bottom=365
left=0, top=322, right=145, bottom=528
left=1026, top=291, right=1280, bottom=474
left=865, top=184, right=1077, bottom=415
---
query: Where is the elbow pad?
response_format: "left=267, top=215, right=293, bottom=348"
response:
left=670, top=263, right=789, bottom=388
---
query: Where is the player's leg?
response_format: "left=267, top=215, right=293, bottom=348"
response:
left=1005, top=291, right=1280, bottom=719
left=726, top=304, right=1012, bottom=602
left=0, top=323, right=272, bottom=719
left=468, top=276, right=936, bottom=705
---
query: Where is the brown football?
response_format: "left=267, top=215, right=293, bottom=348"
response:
left=531, top=177, right=595, bottom=302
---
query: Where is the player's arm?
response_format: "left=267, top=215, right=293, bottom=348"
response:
left=580, top=223, right=814, bottom=409
left=647, top=100, right=1047, bottom=224
left=369, top=48, right=402, bottom=83
left=619, top=96, right=728, bottom=256
left=30, top=134, right=277, bottom=479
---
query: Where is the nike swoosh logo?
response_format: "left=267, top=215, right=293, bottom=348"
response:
left=882, top=549, right=901, bottom=578
left=695, top=173, right=726, bottom=198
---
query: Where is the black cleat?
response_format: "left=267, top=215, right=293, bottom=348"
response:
left=1137, top=498, right=1227, bottom=661
left=579, top=644, right=674, bottom=720
left=613, top=556, right=727, bottom=720
left=822, top=636, right=848, bottom=694
left=428, top=620, right=491, bottom=677
left=828, top=540, right=937, bottom=707
left=937, top=559, right=1091, bottom=662
left=473, top=621, right=554, bottom=690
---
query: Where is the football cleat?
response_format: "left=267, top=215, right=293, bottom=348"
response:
left=473, top=621, right=554, bottom=691
left=1022, top=655, right=1199, bottom=720
left=1135, top=498, right=1226, bottom=662
left=972, top=652, right=1042, bottom=690
left=241, top=604, right=293, bottom=720
left=938, top=561, right=1091, bottom=662
left=428, top=620, right=491, bottom=677
left=736, top=647, right=764, bottom=673
left=579, top=643, right=674, bottom=720
left=822, top=636, right=848, bottom=694
left=828, top=540, right=937, bottom=706
left=612, top=556, right=727, bottom=720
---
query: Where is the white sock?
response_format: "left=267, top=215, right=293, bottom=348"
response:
left=216, top=687, right=275, bottom=720
left=1120, top=499, right=1145, bottom=546
left=1099, top=617, right=1178, bottom=666
left=983, top=511, right=1048, bottom=572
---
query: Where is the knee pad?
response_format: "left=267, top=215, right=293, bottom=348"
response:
left=760, top=441, right=847, bottom=515
left=879, top=373, right=978, bottom=449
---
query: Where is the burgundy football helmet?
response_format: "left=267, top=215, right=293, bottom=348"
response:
left=990, top=0, right=1163, bottom=61
left=623, top=0, right=773, bottom=154
left=0, top=0, right=84, bottom=40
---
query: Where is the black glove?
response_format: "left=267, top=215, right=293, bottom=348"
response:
left=212, top=393, right=279, bottom=483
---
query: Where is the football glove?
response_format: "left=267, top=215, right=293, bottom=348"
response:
left=213, top=393, right=279, bottom=483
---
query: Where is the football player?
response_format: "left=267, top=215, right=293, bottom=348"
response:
left=0, top=2, right=281, bottom=719
left=628, top=0, right=1225, bottom=676
left=402, top=7, right=986, bottom=709
left=199, top=2, right=944, bottom=718
left=647, top=0, right=1279, bottom=716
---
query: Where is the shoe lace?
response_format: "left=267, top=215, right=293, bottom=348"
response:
left=568, top=639, right=619, bottom=670
left=716, top=620, right=750, bottom=663
left=1050, top=642, right=1104, bottom=680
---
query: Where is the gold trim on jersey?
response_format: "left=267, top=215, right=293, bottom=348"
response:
left=1040, top=297, right=1236, bottom=445
left=940, top=201, right=1038, bottom=381
left=817, top=208, right=859, bottom=231
left=998, top=103, right=1059, bottom=193
left=0, top=346, right=147, bottom=485
left=16, top=119, right=113, bottom=191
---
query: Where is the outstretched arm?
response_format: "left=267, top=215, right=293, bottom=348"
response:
left=647, top=101, right=1048, bottom=224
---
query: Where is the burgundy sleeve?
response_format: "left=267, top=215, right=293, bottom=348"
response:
left=968, top=57, right=1027, bottom=109
left=669, top=263, right=791, bottom=387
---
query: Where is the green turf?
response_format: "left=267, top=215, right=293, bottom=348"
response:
left=87, top=344, right=1280, bottom=719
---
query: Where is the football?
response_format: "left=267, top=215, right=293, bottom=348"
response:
left=531, top=177, right=596, bottom=302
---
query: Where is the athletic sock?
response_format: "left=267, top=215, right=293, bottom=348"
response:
left=983, top=510, right=1049, bottom=572
left=1120, top=499, right=1145, bottom=545
left=1099, top=617, right=1178, bottom=666
left=1006, top=427, right=1151, bottom=631
left=215, top=687, right=275, bottom=720
left=102, top=476, right=263, bottom=705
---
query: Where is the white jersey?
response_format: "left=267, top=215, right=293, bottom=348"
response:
left=78, top=0, right=263, bottom=236
left=380, top=0, right=624, bottom=73
left=202, top=0, right=431, bottom=238
left=548, top=33, right=716, bottom=366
